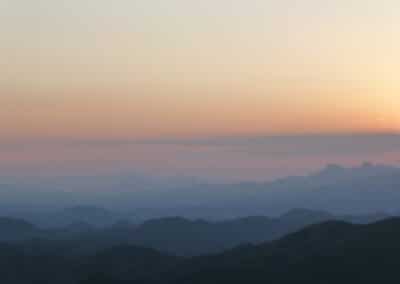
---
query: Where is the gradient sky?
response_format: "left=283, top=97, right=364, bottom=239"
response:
left=1, top=1, right=400, bottom=179
left=2, top=0, right=400, bottom=139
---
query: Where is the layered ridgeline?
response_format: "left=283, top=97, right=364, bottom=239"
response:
left=1, top=163, right=399, bottom=283
left=2, top=163, right=400, bottom=223
left=1, top=218, right=400, bottom=284
left=157, top=218, right=400, bottom=284
left=0, top=208, right=390, bottom=256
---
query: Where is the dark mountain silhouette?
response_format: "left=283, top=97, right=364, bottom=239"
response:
left=125, top=211, right=334, bottom=255
left=2, top=217, right=400, bottom=283
left=0, top=242, right=77, bottom=284
left=0, top=208, right=392, bottom=256
left=109, top=208, right=391, bottom=256
left=0, top=217, right=38, bottom=241
left=0, top=241, right=175, bottom=284
left=80, top=245, right=180, bottom=283
left=0, top=218, right=400, bottom=284
left=83, top=218, right=400, bottom=284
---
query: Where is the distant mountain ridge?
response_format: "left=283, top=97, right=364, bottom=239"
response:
left=2, top=163, right=400, bottom=222
left=0, top=208, right=393, bottom=256
left=122, top=208, right=391, bottom=255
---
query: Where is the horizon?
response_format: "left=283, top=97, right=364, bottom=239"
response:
left=1, top=133, right=399, bottom=181
left=1, top=161, right=400, bottom=220
left=3, top=1, right=400, bottom=181
left=2, top=1, right=400, bottom=182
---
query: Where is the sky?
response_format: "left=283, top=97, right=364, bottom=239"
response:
left=1, top=0, right=400, bottom=180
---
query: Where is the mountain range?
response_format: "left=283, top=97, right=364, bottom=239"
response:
left=0, top=208, right=393, bottom=256
left=2, top=163, right=400, bottom=222
left=2, top=217, right=400, bottom=283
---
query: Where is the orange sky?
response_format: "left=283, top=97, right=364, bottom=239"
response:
left=1, top=89, right=399, bottom=141
left=1, top=0, right=400, bottom=141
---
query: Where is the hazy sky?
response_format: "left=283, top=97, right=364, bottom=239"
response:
left=2, top=0, right=400, bottom=140
left=0, top=134, right=399, bottom=181
left=1, top=1, right=400, bottom=179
